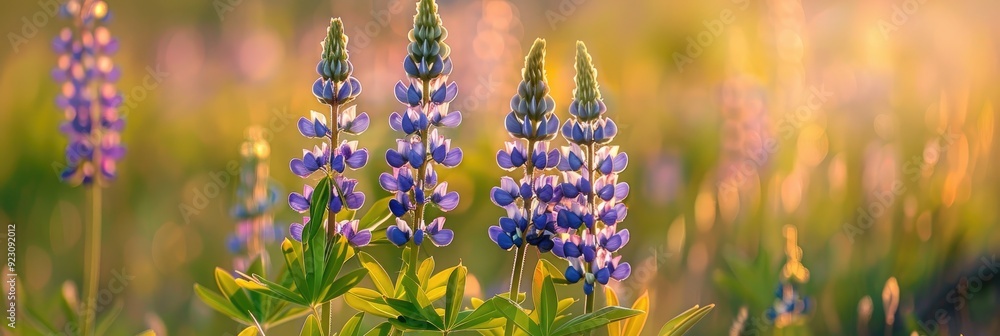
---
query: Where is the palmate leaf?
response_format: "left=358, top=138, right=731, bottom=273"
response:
left=320, top=267, right=369, bottom=302
left=657, top=304, right=715, bottom=336
left=401, top=275, right=445, bottom=329
left=304, top=177, right=332, bottom=295
left=194, top=283, right=247, bottom=322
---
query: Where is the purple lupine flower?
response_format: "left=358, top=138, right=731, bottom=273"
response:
left=555, top=41, right=631, bottom=295
left=53, top=0, right=123, bottom=186
left=487, top=38, right=562, bottom=254
left=287, top=18, right=371, bottom=248
left=379, top=0, right=459, bottom=248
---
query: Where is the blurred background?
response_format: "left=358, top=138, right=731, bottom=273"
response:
left=1, top=0, right=999, bottom=334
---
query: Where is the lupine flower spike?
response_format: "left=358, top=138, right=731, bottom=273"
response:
left=381, top=0, right=461, bottom=249
left=767, top=225, right=811, bottom=326
left=53, top=0, right=124, bottom=185
left=489, top=38, right=561, bottom=253
left=227, top=128, right=283, bottom=271
left=53, top=2, right=121, bottom=335
left=554, top=42, right=631, bottom=302
left=288, top=18, right=371, bottom=248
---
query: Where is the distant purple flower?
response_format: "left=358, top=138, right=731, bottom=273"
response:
left=287, top=18, right=371, bottom=245
left=380, top=0, right=460, bottom=248
left=53, top=0, right=123, bottom=186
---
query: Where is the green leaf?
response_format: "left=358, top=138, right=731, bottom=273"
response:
left=385, top=297, right=430, bottom=321
left=417, top=257, right=436, bottom=287
left=215, top=268, right=255, bottom=314
left=363, top=322, right=394, bottom=336
left=490, top=296, right=539, bottom=336
left=358, top=196, right=394, bottom=230
left=427, top=264, right=461, bottom=293
left=300, top=314, right=324, bottom=336
left=539, top=276, right=557, bottom=335
left=238, top=275, right=308, bottom=306
left=304, top=177, right=332, bottom=295
left=453, top=297, right=507, bottom=331
left=658, top=304, right=714, bottom=336
left=622, top=291, right=650, bottom=336
left=320, top=268, right=369, bottom=303
left=339, top=312, right=365, bottom=336
left=551, top=306, right=644, bottom=336
left=401, top=275, right=444, bottom=329
left=358, top=252, right=394, bottom=295
left=304, top=177, right=332, bottom=242
left=194, top=283, right=246, bottom=321
left=238, top=326, right=259, bottom=336
left=537, top=259, right=569, bottom=284
left=281, top=238, right=311, bottom=299
left=394, top=247, right=412, bottom=298
left=344, top=288, right=399, bottom=319
left=444, top=265, right=467, bottom=329
left=321, top=236, right=355, bottom=293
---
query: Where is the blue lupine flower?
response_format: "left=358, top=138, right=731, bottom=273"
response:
left=287, top=18, right=370, bottom=247
left=53, top=0, right=124, bottom=186
left=488, top=39, right=562, bottom=254
left=380, top=0, right=460, bottom=248
left=766, top=284, right=812, bottom=322
left=227, top=128, right=283, bottom=270
left=555, top=41, right=632, bottom=295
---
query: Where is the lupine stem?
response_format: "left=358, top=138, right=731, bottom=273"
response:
left=322, top=82, right=341, bottom=336
left=584, top=142, right=598, bottom=316
left=503, top=138, right=535, bottom=336
left=83, top=174, right=101, bottom=336
left=82, top=8, right=102, bottom=330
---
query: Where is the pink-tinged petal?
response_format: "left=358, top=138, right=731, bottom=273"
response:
left=349, top=229, right=372, bottom=247
left=613, top=152, right=629, bottom=173
left=611, top=262, right=631, bottom=281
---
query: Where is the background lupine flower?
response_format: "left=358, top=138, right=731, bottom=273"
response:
left=53, top=0, right=124, bottom=186
left=489, top=38, right=561, bottom=253
left=226, top=128, right=283, bottom=271
left=554, top=41, right=631, bottom=295
left=381, top=0, right=461, bottom=248
left=288, top=18, right=371, bottom=248
left=767, top=225, right=811, bottom=326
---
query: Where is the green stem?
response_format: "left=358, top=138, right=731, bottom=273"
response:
left=82, top=179, right=101, bottom=336
left=584, top=142, right=598, bottom=316
left=503, top=137, right=536, bottom=336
